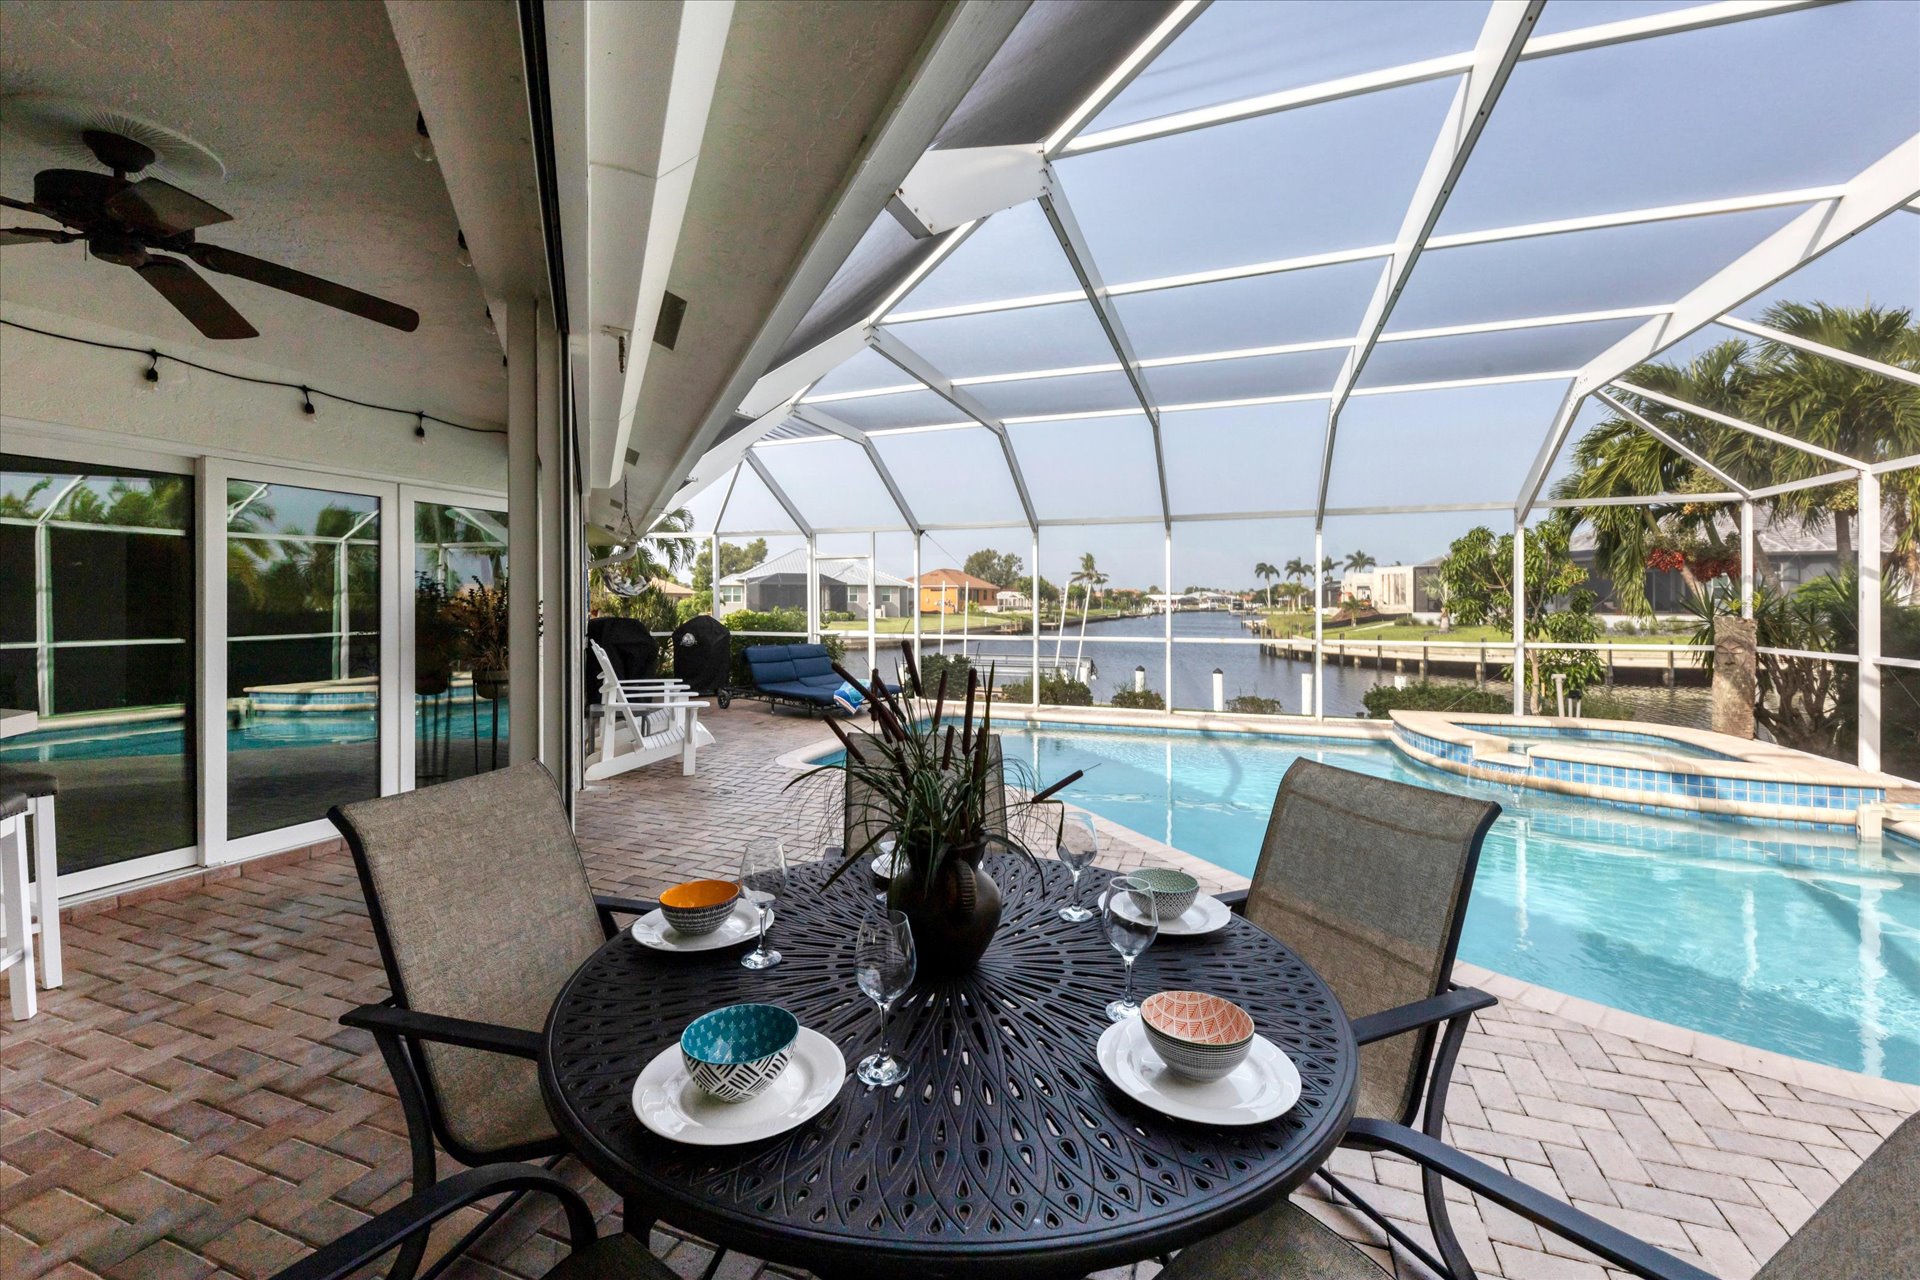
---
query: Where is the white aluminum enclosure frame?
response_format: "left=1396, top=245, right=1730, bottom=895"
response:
left=665, top=0, right=1918, bottom=775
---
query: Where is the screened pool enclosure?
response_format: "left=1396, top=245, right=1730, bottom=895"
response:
left=654, top=0, right=1920, bottom=776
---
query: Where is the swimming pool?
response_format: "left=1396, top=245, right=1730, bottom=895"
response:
left=0, top=703, right=501, bottom=762
left=824, top=722, right=1920, bottom=1084
left=1463, top=723, right=1736, bottom=761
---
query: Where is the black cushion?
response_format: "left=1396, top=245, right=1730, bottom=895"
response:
left=0, top=789, right=27, bottom=821
left=0, top=766, right=56, bottom=799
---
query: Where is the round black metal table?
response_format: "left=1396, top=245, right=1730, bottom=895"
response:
left=540, top=859, right=1357, bottom=1279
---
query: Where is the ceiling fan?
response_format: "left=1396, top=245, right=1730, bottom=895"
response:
left=0, top=129, right=419, bottom=339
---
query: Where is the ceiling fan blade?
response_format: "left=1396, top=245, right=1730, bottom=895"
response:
left=189, top=243, right=420, bottom=332
left=1, top=193, right=73, bottom=226
left=105, top=177, right=233, bottom=235
left=133, top=256, right=258, bottom=340
left=0, top=227, right=76, bottom=246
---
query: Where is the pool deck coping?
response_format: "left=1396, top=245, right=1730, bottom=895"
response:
left=778, top=707, right=1920, bottom=1111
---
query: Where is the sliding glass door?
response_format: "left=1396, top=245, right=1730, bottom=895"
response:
left=226, top=478, right=382, bottom=838
left=0, top=454, right=197, bottom=878
left=412, top=500, right=509, bottom=785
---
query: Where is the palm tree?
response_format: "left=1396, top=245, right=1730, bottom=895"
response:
left=1254, top=561, right=1279, bottom=609
left=1070, top=552, right=1108, bottom=668
left=1283, top=557, right=1309, bottom=610
left=1343, top=550, right=1375, bottom=574
left=1745, top=302, right=1920, bottom=573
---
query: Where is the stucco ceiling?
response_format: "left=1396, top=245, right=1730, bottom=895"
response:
left=0, top=0, right=506, bottom=427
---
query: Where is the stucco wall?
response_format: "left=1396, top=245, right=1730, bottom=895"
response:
left=1, top=305, right=507, bottom=492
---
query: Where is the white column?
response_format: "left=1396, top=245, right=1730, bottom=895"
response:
left=1030, top=527, right=1041, bottom=705
left=709, top=534, right=719, bottom=616
left=376, top=492, right=402, bottom=801
left=1163, top=530, right=1174, bottom=712
left=912, top=533, right=924, bottom=671
left=1312, top=529, right=1324, bottom=718
left=1740, top=500, right=1755, bottom=619
left=196, top=454, right=230, bottom=863
left=1512, top=521, right=1527, bottom=716
left=537, top=307, right=564, bottom=771
left=505, top=299, right=540, bottom=763
left=867, top=530, right=878, bottom=673
left=1859, top=468, right=1881, bottom=771
left=806, top=537, right=819, bottom=643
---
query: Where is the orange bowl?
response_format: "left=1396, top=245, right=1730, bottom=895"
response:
left=659, top=879, right=742, bottom=935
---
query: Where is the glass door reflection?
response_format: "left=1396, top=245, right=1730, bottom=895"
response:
left=226, top=480, right=380, bottom=837
left=413, top=502, right=508, bottom=784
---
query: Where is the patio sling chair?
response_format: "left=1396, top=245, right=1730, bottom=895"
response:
left=328, top=762, right=669, bottom=1280
left=265, top=1163, right=674, bottom=1280
left=1159, top=1108, right=1920, bottom=1280
left=1210, top=758, right=1502, bottom=1280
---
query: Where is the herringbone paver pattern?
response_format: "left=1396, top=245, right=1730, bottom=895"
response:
left=2, top=702, right=1911, bottom=1280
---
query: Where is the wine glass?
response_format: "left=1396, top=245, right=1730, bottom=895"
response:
left=739, top=839, right=787, bottom=970
left=1100, top=874, right=1157, bottom=1022
left=854, top=909, right=916, bottom=1086
left=1057, top=809, right=1099, bottom=922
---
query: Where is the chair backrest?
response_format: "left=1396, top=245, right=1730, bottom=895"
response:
left=844, top=730, right=1008, bottom=858
left=1246, top=758, right=1499, bottom=1126
left=744, top=644, right=799, bottom=687
left=1756, top=1110, right=1918, bottom=1279
left=330, top=762, right=606, bottom=1156
left=588, top=640, right=627, bottom=710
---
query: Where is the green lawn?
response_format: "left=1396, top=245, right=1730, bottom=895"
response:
left=824, top=606, right=1139, bottom=635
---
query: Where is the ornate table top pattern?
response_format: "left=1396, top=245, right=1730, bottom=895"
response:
left=540, top=858, right=1357, bottom=1279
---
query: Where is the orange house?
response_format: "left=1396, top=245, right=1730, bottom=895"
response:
left=915, top=568, right=1000, bottom=614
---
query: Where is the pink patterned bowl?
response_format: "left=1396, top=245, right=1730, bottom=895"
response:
left=1141, top=990, right=1255, bottom=1081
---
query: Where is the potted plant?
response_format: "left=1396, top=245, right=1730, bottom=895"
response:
left=414, top=572, right=460, bottom=697
left=796, top=643, right=1081, bottom=977
left=447, top=574, right=510, bottom=700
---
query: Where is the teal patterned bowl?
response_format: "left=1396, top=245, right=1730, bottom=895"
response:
left=680, top=1004, right=799, bottom=1102
left=1125, top=867, right=1199, bottom=924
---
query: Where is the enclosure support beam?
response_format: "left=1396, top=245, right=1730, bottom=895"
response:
left=1512, top=522, right=1527, bottom=716
left=793, top=406, right=923, bottom=535
left=868, top=531, right=879, bottom=673
left=1317, top=0, right=1543, bottom=525
left=1609, top=381, right=1867, bottom=470
left=744, top=451, right=815, bottom=539
left=1165, top=531, right=1175, bottom=714
left=1740, top=501, right=1755, bottom=621
left=1591, top=389, right=1753, bottom=498
left=1038, top=180, right=1172, bottom=529
left=806, top=536, right=819, bottom=645
left=869, top=328, right=1039, bottom=532
left=1031, top=527, right=1042, bottom=706
left=1717, top=316, right=1920, bottom=388
left=1859, top=468, right=1882, bottom=772
left=1518, top=132, right=1920, bottom=520
left=1312, top=528, right=1325, bottom=718
left=912, top=533, right=923, bottom=671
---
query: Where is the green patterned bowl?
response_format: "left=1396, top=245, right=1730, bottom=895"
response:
left=1125, top=867, right=1199, bottom=924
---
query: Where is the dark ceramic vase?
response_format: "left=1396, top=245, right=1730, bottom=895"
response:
left=899, top=846, right=1002, bottom=978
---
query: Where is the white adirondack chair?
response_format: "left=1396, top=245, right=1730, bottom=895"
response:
left=585, top=640, right=714, bottom=781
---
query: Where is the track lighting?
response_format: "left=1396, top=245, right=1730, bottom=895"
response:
left=301, top=386, right=316, bottom=416
left=456, top=231, right=472, bottom=268
left=413, top=112, right=435, bottom=163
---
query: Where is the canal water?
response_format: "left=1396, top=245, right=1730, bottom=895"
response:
left=850, top=611, right=1713, bottom=727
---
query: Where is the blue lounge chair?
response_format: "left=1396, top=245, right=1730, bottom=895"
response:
left=742, top=643, right=898, bottom=715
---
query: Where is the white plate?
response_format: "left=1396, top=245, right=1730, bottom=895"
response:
left=631, top=1026, right=846, bottom=1145
left=630, top=896, right=767, bottom=952
left=1097, top=1018, right=1300, bottom=1126
left=1110, top=892, right=1232, bottom=937
left=870, top=840, right=900, bottom=879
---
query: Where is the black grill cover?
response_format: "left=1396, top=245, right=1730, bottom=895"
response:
left=671, top=614, right=732, bottom=694
left=587, top=616, right=659, bottom=705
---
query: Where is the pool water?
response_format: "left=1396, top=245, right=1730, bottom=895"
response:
left=861, top=723, right=1920, bottom=1084
left=1469, top=723, right=1735, bottom=761
left=0, top=704, right=501, bottom=762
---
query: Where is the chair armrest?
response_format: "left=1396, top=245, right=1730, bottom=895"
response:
left=1216, top=888, right=1248, bottom=913
left=595, top=893, right=661, bottom=916
left=1351, top=986, right=1497, bottom=1046
left=340, top=1004, right=542, bottom=1060
left=1345, top=1119, right=1717, bottom=1280
left=268, top=1163, right=595, bottom=1280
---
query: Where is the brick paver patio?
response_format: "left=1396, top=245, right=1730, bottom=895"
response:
left=3, top=702, right=1913, bottom=1280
